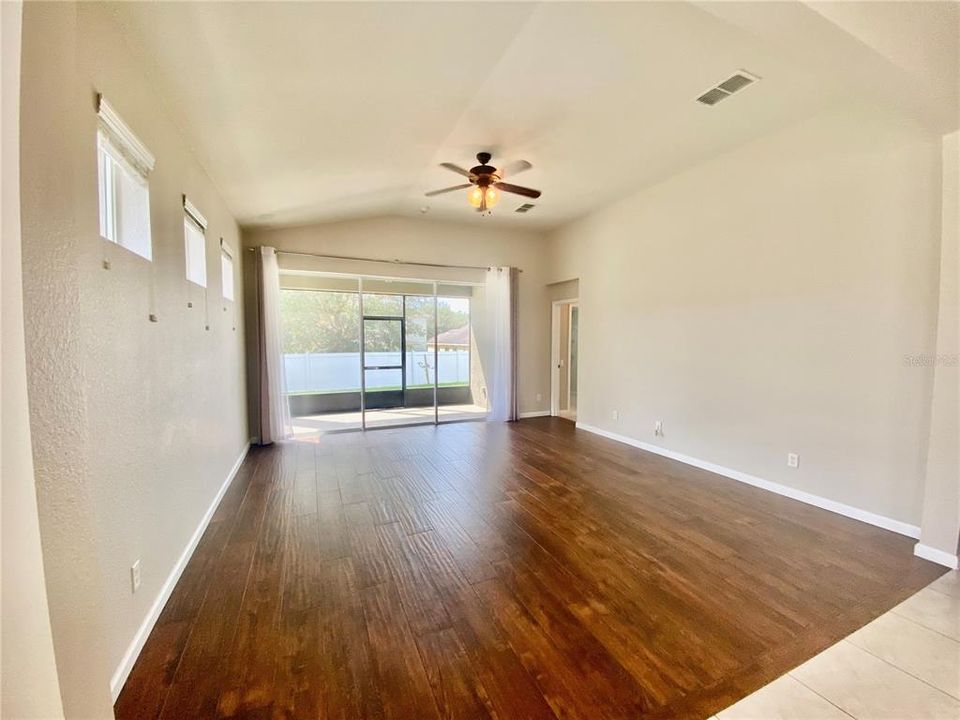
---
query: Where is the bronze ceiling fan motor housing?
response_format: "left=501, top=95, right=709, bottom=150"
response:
left=470, top=152, right=499, bottom=187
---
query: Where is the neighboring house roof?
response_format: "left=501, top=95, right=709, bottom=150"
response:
left=429, top=324, right=469, bottom=346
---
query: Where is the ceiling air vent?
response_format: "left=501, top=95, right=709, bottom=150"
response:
left=696, top=70, right=760, bottom=106
left=515, top=203, right=535, bottom=213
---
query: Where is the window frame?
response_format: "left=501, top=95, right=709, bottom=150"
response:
left=183, top=196, right=208, bottom=288
left=97, top=133, right=117, bottom=243
left=220, top=240, right=235, bottom=301
left=96, top=96, right=155, bottom=261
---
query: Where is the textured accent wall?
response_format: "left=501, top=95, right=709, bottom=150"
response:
left=1, top=1, right=66, bottom=717
left=19, top=4, right=248, bottom=715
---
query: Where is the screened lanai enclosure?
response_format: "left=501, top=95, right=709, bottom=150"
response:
left=279, top=270, right=489, bottom=434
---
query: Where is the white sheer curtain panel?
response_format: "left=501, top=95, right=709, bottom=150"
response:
left=485, top=266, right=518, bottom=421
left=257, top=246, right=292, bottom=443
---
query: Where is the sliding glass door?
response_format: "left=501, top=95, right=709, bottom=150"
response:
left=360, top=279, right=438, bottom=429
left=279, top=271, right=487, bottom=435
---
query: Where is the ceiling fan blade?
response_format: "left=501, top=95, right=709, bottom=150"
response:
left=424, top=183, right=472, bottom=197
left=439, top=162, right=473, bottom=178
left=500, top=159, right=532, bottom=177
left=495, top=182, right=541, bottom=199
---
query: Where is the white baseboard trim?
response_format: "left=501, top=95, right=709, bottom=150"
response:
left=109, top=442, right=250, bottom=702
left=913, top=543, right=959, bottom=569
left=575, top=422, right=921, bottom=540
left=518, top=411, right=551, bottom=419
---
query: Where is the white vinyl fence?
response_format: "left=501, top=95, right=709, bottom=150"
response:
left=285, top=351, right=470, bottom=394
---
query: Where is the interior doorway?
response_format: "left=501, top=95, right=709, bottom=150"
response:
left=551, top=298, right=579, bottom=421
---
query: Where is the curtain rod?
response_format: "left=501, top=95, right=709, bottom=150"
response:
left=246, top=247, right=521, bottom=273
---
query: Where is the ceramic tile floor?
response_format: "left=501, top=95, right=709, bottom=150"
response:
left=712, top=569, right=960, bottom=720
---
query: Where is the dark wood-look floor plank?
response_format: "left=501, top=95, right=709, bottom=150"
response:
left=112, top=620, right=191, bottom=720
left=117, top=418, right=947, bottom=720
left=398, top=525, right=559, bottom=720
left=215, top=478, right=289, bottom=718
left=361, top=581, right=441, bottom=720
left=317, top=557, right=386, bottom=720
left=416, top=627, right=496, bottom=720
left=156, top=536, right=260, bottom=720
left=343, top=500, right=392, bottom=589
left=473, top=575, right=641, bottom=720
left=427, top=579, right=560, bottom=720
left=374, top=521, right=451, bottom=635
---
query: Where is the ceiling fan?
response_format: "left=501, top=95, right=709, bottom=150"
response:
left=425, top=152, right=541, bottom=213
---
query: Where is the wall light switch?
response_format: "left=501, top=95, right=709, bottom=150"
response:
left=131, top=560, right=142, bottom=593
left=787, top=453, right=800, bottom=469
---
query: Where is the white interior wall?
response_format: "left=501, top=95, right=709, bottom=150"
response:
left=19, top=3, right=249, bottom=713
left=1, top=2, right=66, bottom=717
left=547, top=102, right=944, bottom=529
left=917, top=130, right=959, bottom=563
left=19, top=4, right=115, bottom=715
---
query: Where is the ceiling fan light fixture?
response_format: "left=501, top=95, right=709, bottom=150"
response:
left=467, top=186, right=484, bottom=208
left=430, top=153, right=540, bottom=214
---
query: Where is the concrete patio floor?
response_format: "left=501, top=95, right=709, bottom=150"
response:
left=291, top=403, right=488, bottom=435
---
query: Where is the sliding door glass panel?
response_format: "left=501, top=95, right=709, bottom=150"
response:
left=361, top=281, right=439, bottom=429
left=362, top=292, right=402, bottom=317
left=361, top=290, right=408, bottom=426
left=279, top=276, right=362, bottom=435
left=362, top=317, right=404, bottom=420
left=404, top=292, right=437, bottom=421
left=363, top=367, right=403, bottom=406
left=436, top=283, right=485, bottom=424
left=363, top=317, right=402, bottom=363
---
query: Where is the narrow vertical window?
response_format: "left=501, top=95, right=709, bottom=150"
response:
left=221, top=241, right=235, bottom=301
left=96, top=96, right=154, bottom=260
left=183, top=197, right=207, bottom=287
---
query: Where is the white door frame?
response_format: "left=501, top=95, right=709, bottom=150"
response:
left=550, top=298, right=579, bottom=418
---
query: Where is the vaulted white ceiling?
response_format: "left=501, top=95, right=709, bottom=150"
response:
left=106, top=1, right=958, bottom=230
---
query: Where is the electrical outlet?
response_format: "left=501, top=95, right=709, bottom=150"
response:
left=612, top=409, right=619, bottom=420
left=787, top=453, right=799, bottom=469
left=131, top=560, right=141, bottom=593
left=536, top=393, right=542, bottom=403
left=654, top=420, right=663, bottom=437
